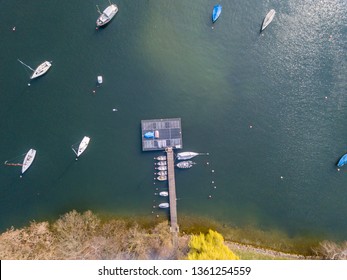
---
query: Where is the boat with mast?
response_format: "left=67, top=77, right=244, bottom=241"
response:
left=18, top=59, right=52, bottom=80
left=261, top=9, right=276, bottom=31
left=154, top=155, right=166, bottom=161
left=4, top=149, right=37, bottom=177
left=155, top=166, right=167, bottom=171
left=72, top=136, right=90, bottom=160
left=176, top=151, right=208, bottom=160
left=176, top=160, right=195, bottom=169
left=96, top=1, right=118, bottom=27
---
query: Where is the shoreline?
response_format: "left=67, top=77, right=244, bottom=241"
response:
left=0, top=210, right=329, bottom=259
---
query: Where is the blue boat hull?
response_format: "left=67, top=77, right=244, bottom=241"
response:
left=337, top=154, right=347, bottom=167
left=212, top=5, right=222, bottom=23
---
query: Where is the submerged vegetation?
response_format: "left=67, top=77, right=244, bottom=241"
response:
left=0, top=210, right=345, bottom=260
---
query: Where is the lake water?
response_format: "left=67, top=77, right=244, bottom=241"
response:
left=0, top=0, right=346, bottom=241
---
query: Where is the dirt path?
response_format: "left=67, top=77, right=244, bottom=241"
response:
left=227, top=241, right=308, bottom=260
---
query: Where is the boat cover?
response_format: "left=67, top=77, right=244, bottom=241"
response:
left=144, top=131, right=154, bottom=138
left=212, top=5, right=222, bottom=23
left=337, top=154, right=347, bottom=167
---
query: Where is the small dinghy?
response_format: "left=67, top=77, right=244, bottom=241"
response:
left=157, top=175, right=167, bottom=181
left=159, top=202, right=169, bottom=208
left=159, top=191, right=169, bottom=197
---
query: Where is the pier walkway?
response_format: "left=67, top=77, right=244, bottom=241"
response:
left=165, top=147, right=179, bottom=247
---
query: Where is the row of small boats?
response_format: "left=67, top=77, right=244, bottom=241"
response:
left=4, top=136, right=90, bottom=177
left=212, top=4, right=276, bottom=31
left=153, top=157, right=169, bottom=209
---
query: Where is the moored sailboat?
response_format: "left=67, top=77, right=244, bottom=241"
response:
left=155, top=166, right=167, bottom=171
left=154, top=155, right=167, bottom=161
left=4, top=149, right=37, bottom=177
left=212, top=4, right=222, bottom=23
left=96, top=1, right=118, bottom=27
left=176, top=160, right=195, bottom=169
left=337, top=153, right=347, bottom=167
left=176, top=151, right=208, bottom=160
left=72, top=136, right=90, bottom=159
left=18, top=59, right=52, bottom=80
left=261, top=9, right=276, bottom=31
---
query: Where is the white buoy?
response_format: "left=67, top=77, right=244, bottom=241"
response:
left=28, top=83, right=31, bottom=87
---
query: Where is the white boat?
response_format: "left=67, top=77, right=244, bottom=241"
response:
left=97, top=76, right=103, bottom=84
left=96, top=3, right=118, bottom=27
left=261, top=9, right=276, bottom=31
left=159, top=191, right=169, bottom=197
left=31, top=61, right=52, bottom=79
left=177, top=151, right=208, bottom=160
left=4, top=149, right=36, bottom=176
left=18, top=59, right=52, bottom=80
left=155, top=161, right=167, bottom=166
left=156, top=171, right=167, bottom=176
left=72, top=136, right=90, bottom=159
left=157, top=175, right=167, bottom=181
left=154, top=155, right=166, bottom=161
left=176, top=160, right=195, bottom=169
left=21, top=149, right=36, bottom=174
left=159, top=203, right=169, bottom=208
left=155, top=166, right=167, bottom=171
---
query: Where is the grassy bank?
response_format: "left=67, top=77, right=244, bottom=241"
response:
left=0, top=210, right=343, bottom=260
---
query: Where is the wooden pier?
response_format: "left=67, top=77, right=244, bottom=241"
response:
left=165, top=147, right=179, bottom=248
left=141, top=118, right=182, bottom=250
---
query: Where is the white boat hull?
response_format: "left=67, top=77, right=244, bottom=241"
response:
left=159, top=191, right=169, bottom=197
left=76, top=136, right=90, bottom=157
left=159, top=203, right=169, bottom=208
left=96, top=4, right=118, bottom=27
left=31, top=61, right=52, bottom=79
left=177, top=151, right=199, bottom=160
left=261, top=9, right=276, bottom=31
left=22, top=149, right=36, bottom=174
